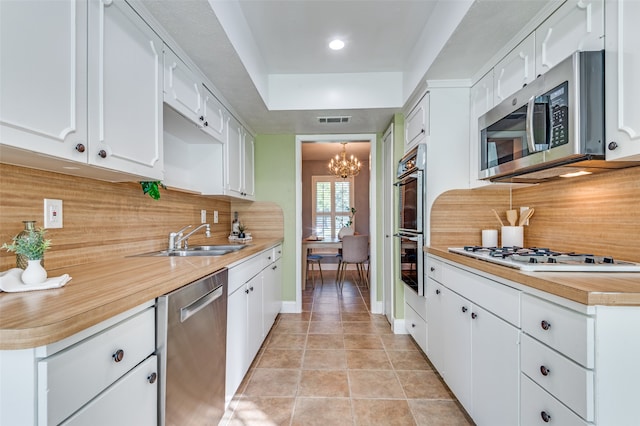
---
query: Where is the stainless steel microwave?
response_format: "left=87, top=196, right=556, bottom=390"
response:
left=478, top=50, right=612, bottom=183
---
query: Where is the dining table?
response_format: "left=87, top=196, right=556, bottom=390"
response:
left=301, top=237, right=342, bottom=287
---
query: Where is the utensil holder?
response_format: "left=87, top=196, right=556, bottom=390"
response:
left=501, top=226, right=523, bottom=247
left=481, top=229, right=498, bottom=247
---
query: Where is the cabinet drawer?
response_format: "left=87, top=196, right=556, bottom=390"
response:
left=443, top=263, right=520, bottom=327
left=521, top=294, right=594, bottom=368
left=426, top=256, right=443, bottom=283
left=272, top=244, right=283, bottom=262
left=228, top=251, right=268, bottom=293
left=405, top=302, right=427, bottom=353
left=405, top=284, right=426, bottom=320
left=521, top=334, right=594, bottom=421
left=38, top=308, right=155, bottom=425
left=60, top=355, right=158, bottom=426
left=521, top=374, right=590, bottom=426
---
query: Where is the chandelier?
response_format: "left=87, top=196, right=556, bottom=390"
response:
left=328, top=143, right=362, bottom=179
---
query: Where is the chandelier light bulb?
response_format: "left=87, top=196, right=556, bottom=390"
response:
left=328, top=142, right=361, bottom=179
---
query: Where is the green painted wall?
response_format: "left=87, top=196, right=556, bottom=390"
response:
left=254, top=134, right=297, bottom=301
left=392, top=113, right=406, bottom=318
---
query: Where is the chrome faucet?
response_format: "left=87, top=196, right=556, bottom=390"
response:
left=170, top=223, right=211, bottom=250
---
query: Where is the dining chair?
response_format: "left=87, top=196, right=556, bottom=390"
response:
left=307, top=250, right=324, bottom=289
left=336, top=235, right=369, bottom=292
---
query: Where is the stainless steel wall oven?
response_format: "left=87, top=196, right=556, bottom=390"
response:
left=395, top=144, right=426, bottom=295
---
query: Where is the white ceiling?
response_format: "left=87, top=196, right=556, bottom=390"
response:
left=138, top=0, right=554, bottom=135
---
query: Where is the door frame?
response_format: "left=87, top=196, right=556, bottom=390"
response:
left=382, top=124, right=394, bottom=324
left=295, top=133, right=379, bottom=313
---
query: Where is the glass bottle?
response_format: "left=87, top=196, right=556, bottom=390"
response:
left=232, top=212, right=240, bottom=235
left=16, top=221, right=45, bottom=269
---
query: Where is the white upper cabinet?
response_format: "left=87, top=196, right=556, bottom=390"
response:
left=163, top=48, right=203, bottom=124
left=88, top=0, right=163, bottom=180
left=0, top=0, right=163, bottom=180
left=225, top=114, right=255, bottom=200
left=0, top=0, right=88, bottom=162
left=535, top=0, right=604, bottom=77
left=494, top=33, right=535, bottom=104
left=201, top=87, right=226, bottom=143
left=605, top=0, right=640, bottom=161
left=404, top=93, right=429, bottom=152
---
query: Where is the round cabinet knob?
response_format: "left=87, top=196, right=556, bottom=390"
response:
left=249, top=286, right=254, bottom=292
left=461, top=306, right=468, bottom=313
left=98, top=149, right=107, bottom=159
left=608, top=141, right=618, bottom=151
left=471, top=312, right=478, bottom=319
left=540, top=365, right=551, bottom=376
left=540, top=411, right=552, bottom=423
left=245, top=288, right=250, bottom=294
left=204, top=121, right=209, bottom=127
left=435, top=289, right=441, bottom=295
left=430, top=267, right=435, bottom=272
left=411, top=323, right=416, bottom=328
left=112, top=349, right=124, bottom=363
left=199, top=116, right=205, bottom=122
left=75, top=143, right=86, bottom=153
left=541, top=320, right=551, bottom=331
left=147, top=372, right=157, bottom=384
left=272, top=265, right=277, bottom=270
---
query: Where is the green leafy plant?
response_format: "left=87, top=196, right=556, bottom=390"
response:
left=140, top=181, right=166, bottom=200
left=2, top=227, right=51, bottom=260
left=347, top=206, right=357, bottom=227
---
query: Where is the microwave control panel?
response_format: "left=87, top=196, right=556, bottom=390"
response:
left=546, top=81, right=569, bottom=148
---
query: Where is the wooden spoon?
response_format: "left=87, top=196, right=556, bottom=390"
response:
left=519, top=208, right=535, bottom=226
left=492, top=209, right=505, bottom=227
left=506, top=209, right=519, bottom=226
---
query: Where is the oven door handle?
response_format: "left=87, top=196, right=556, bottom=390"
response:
left=394, top=172, right=420, bottom=186
left=393, top=233, right=420, bottom=242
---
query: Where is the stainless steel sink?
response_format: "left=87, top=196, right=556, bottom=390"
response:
left=133, top=244, right=250, bottom=257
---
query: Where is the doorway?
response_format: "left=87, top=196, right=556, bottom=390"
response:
left=295, top=134, right=378, bottom=313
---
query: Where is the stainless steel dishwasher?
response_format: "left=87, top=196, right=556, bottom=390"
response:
left=157, top=268, right=228, bottom=426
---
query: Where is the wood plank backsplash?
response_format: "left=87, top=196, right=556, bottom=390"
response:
left=0, top=164, right=235, bottom=271
left=431, top=166, right=640, bottom=263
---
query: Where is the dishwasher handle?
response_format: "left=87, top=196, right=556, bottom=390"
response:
left=180, top=285, right=223, bottom=323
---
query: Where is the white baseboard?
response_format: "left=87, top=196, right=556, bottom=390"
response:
left=393, top=319, right=409, bottom=334
left=280, top=301, right=299, bottom=313
left=370, top=300, right=383, bottom=314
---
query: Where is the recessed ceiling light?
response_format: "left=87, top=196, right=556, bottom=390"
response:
left=329, top=39, right=345, bottom=50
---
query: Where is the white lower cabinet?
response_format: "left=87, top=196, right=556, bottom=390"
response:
left=60, top=355, right=158, bottom=426
left=521, top=375, right=590, bottom=426
left=404, top=284, right=427, bottom=353
left=225, top=245, right=282, bottom=404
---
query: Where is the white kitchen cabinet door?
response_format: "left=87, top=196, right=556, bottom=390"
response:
left=405, top=93, right=429, bottom=152
left=263, top=258, right=282, bottom=337
left=164, top=47, right=202, bottom=124
left=471, top=305, right=520, bottom=426
left=469, top=71, right=494, bottom=189
left=0, top=0, right=88, bottom=162
left=442, top=289, right=472, bottom=413
left=201, top=87, right=226, bottom=143
left=425, top=278, right=445, bottom=373
left=243, top=133, right=256, bottom=198
left=535, top=0, right=604, bottom=77
left=605, top=0, right=640, bottom=161
left=226, top=114, right=244, bottom=197
left=88, top=0, right=163, bottom=180
left=225, top=286, right=249, bottom=404
left=60, top=355, right=157, bottom=426
left=246, top=273, right=264, bottom=363
left=494, top=33, right=535, bottom=104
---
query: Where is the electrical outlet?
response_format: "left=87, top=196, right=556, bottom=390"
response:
left=213, top=211, right=219, bottom=224
left=201, top=210, right=207, bottom=224
left=44, top=199, right=63, bottom=229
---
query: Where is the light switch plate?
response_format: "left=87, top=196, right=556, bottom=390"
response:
left=44, top=199, right=63, bottom=229
left=214, top=211, right=219, bottom=224
left=201, top=210, right=207, bottom=224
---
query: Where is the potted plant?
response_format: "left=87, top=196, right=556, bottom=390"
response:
left=2, top=227, right=51, bottom=284
left=237, top=223, right=247, bottom=239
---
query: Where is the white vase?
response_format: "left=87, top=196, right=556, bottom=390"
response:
left=338, top=226, right=354, bottom=239
left=21, top=259, right=48, bottom=285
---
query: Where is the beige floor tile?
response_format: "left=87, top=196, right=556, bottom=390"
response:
left=301, top=302, right=312, bottom=312
left=346, top=350, right=392, bottom=370
left=387, top=350, right=432, bottom=370
left=272, top=321, right=309, bottom=334
left=312, top=303, right=341, bottom=313
left=244, top=369, right=300, bottom=397
left=343, top=321, right=383, bottom=335
left=341, top=312, right=372, bottom=322
left=308, top=320, right=343, bottom=334
left=227, top=397, right=295, bottom=426
left=310, top=312, right=341, bottom=322
left=256, top=348, right=303, bottom=369
left=396, top=370, right=455, bottom=400
left=303, top=349, right=347, bottom=369
left=348, top=370, right=405, bottom=398
left=291, top=397, right=353, bottom=426
left=352, top=399, right=417, bottom=426
left=408, top=400, right=473, bottom=426
left=306, top=334, right=345, bottom=349
left=381, top=334, right=421, bottom=351
left=278, top=312, right=311, bottom=322
left=298, top=369, right=350, bottom=397
left=341, top=304, right=369, bottom=313
left=344, top=334, right=384, bottom=350
left=267, top=333, right=307, bottom=349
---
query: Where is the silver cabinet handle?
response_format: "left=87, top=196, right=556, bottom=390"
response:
left=180, top=286, right=223, bottom=323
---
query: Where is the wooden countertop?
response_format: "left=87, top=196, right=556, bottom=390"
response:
left=0, top=238, right=283, bottom=350
left=427, top=247, right=640, bottom=307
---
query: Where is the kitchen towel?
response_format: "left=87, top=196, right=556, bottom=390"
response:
left=0, top=268, right=71, bottom=292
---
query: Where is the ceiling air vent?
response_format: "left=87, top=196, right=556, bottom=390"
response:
left=318, top=116, right=351, bottom=124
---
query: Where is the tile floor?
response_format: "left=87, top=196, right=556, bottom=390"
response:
left=221, top=271, right=474, bottom=425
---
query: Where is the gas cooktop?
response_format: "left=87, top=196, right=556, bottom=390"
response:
left=448, top=246, right=640, bottom=272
